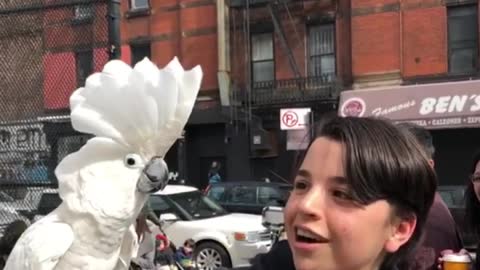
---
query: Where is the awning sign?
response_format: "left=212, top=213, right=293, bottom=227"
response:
left=280, top=108, right=311, bottom=130
left=338, top=80, right=480, bottom=129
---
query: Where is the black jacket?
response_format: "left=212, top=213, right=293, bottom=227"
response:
left=233, top=240, right=294, bottom=270
left=233, top=240, right=401, bottom=270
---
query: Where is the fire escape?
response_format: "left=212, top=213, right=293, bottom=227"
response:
left=226, top=0, right=341, bottom=154
left=228, top=0, right=340, bottom=112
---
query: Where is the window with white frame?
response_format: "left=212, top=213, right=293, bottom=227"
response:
left=130, top=0, right=149, bottom=10
left=251, top=32, right=274, bottom=83
left=308, top=24, right=335, bottom=80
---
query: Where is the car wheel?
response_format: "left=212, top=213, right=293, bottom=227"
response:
left=194, top=242, right=231, bottom=270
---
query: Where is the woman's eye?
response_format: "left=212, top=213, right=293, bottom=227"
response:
left=124, top=154, right=143, bottom=168
left=332, top=189, right=353, bottom=200
left=294, top=180, right=308, bottom=190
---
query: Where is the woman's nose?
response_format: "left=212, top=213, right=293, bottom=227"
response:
left=297, top=188, right=324, bottom=218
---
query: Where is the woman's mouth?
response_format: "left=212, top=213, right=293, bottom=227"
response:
left=291, top=226, right=330, bottom=251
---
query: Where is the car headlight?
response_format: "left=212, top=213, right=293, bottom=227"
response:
left=234, top=231, right=261, bottom=243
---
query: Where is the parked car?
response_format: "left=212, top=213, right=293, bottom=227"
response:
left=204, top=181, right=292, bottom=215
left=150, top=184, right=272, bottom=270
left=437, top=185, right=476, bottom=250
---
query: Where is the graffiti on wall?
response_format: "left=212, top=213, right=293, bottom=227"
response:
left=0, top=122, right=51, bottom=184
left=0, top=123, right=48, bottom=153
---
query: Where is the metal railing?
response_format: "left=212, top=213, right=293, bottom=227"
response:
left=232, top=74, right=339, bottom=107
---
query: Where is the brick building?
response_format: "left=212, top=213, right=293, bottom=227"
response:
left=30, top=0, right=476, bottom=187
left=227, top=0, right=480, bottom=186
left=339, top=0, right=480, bottom=185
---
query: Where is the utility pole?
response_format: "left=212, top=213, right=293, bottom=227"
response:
left=107, top=0, right=121, bottom=60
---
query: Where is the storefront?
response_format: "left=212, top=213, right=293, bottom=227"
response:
left=338, top=79, right=480, bottom=185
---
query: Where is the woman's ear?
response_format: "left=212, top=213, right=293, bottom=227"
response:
left=384, top=216, right=417, bottom=253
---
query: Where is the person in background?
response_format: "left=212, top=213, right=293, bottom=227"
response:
left=439, top=151, right=480, bottom=269
left=174, top=239, right=195, bottom=270
left=154, top=234, right=176, bottom=270
left=131, top=214, right=156, bottom=270
left=208, top=161, right=222, bottom=184
left=397, top=123, right=462, bottom=270
left=463, top=151, right=480, bottom=269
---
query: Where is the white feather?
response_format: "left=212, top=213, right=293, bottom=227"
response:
left=69, top=57, right=202, bottom=158
left=3, top=214, right=74, bottom=270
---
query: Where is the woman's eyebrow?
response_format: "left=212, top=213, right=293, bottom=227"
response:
left=297, top=169, right=311, bottom=179
left=331, top=176, right=348, bottom=185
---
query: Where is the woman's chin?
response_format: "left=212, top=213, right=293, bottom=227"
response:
left=292, top=255, right=325, bottom=270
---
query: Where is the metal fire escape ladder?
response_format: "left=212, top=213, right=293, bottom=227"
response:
left=267, top=1, right=301, bottom=79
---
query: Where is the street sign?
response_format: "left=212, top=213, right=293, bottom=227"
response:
left=280, top=108, right=311, bottom=130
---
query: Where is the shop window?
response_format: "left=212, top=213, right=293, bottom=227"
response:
left=251, top=32, right=274, bottom=84
left=448, top=5, right=478, bottom=74
left=308, top=23, right=335, bottom=81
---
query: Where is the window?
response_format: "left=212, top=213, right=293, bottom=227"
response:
left=73, top=4, right=94, bottom=22
left=258, top=186, right=284, bottom=205
left=206, top=186, right=226, bottom=202
left=448, top=5, right=478, bottom=74
left=130, top=0, right=149, bottom=10
left=130, top=43, right=151, bottom=66
left=75, top=50, right=93, bottom=87
left=251, top=33, right=274, bottom=83
left=149, top=195, right=174, bottom=216
left=308, top=24, right=335, bottom=80
left=227, top=186, right=257, bottom=204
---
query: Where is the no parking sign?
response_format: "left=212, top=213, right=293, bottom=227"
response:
left=280, top=108, right=311, bottom=130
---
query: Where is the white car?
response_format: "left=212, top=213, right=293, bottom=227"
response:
left=150, top=185, right=272, bottom=269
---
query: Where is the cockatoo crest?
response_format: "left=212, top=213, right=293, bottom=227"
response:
left=69, top=57, right=202, bottom=158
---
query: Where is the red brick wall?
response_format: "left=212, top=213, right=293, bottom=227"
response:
left=351, top=0, right=459, bottom=80
left=402, top=7, right=447, bottom=77
left=352, top=12, right=400, bottom=75
left=121, top=0, right=218, bottom=92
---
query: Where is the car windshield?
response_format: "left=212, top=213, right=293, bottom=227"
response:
left=163, top=191, right=228, bottom=220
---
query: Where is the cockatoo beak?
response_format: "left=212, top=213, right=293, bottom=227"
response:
left=137, top=157, right=169, bottom=193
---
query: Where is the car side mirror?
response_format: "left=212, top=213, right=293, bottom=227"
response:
left=262, top=206, right=284, bottom=230
left=160, top=213, right=178, bottom=222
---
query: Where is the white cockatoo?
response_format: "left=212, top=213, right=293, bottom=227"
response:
left=4, top=57, right=202, bottom=270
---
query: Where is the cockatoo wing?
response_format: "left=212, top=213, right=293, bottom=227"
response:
left=69, top=57, right=202, bottom=157
left=114, top=224, right=139, bottom=270
left=4, top=219, right=74, bottom=270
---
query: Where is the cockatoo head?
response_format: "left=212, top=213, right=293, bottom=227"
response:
left=54, top=58, right=202, bottom=221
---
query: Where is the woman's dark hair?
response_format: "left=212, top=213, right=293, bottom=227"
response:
left=464, top=151, right=480, bottom=234
left=311, top=117, right=437, bottom=269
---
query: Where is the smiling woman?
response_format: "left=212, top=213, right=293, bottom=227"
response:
left=281, top=116, right=437, bottom=270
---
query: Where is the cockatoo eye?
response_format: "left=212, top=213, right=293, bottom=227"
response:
left=124, top=154, right=143, bottom=168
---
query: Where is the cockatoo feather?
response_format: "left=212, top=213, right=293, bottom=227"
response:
left=70, top=57, right=202, bottom=158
